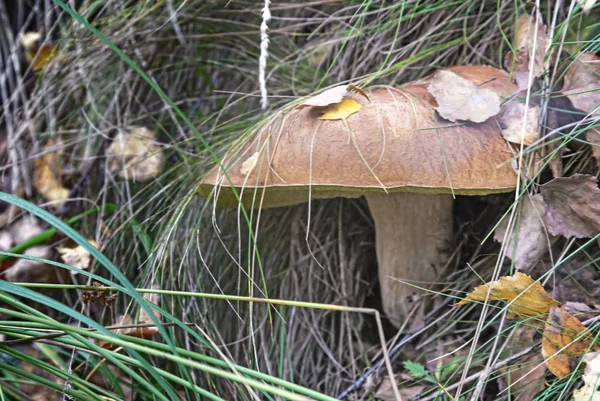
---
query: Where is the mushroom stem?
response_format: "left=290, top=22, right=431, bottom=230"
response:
left=365, top=192, right=453, bottom=328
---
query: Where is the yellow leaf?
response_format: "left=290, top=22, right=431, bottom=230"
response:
left=542, top=306, right=597, bottom=378
left=456, top=272, right=561, bottom=318
left=33, top=138, right=70, bottom=207
left=320, top=98, right=362, bottom=120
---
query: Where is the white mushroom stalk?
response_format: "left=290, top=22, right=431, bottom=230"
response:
left=365, top=192, right=453, bottom=327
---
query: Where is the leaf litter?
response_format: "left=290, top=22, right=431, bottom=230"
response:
left=106, top=127, right=164, bottom=182
left=504, top=13, right=551, bottom=90
left=562, top=53, right=600, bottom=116
left=497, top=101, right=541, bottom=145
left=493, top=194, right=550, bottom=272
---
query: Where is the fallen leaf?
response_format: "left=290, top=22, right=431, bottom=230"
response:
left=499, top=327, right=546, bottom=401
left=456, top=272, right=561, bottom=318
left=498, top=101, right=541, bottom=145
left=33, top=138, right=70, bottom=207
left=542, top=306, right=596, bottom=378
left=427, top=69, right=501, bottom=123
left=240, top=152, right=259, bottom=176
left=57, top=240, right=97, bottom=270
left=562, top=53, right=600, bottom=116
left=296, top=85, right=349, bottom=109
left=20, top=32, right=64, bottom=72
left=540, top=174, right=600, bottom=239
left=501, top=353, right=546, bottom=401
left=504, top=13, right=550, bottom=90
left=320, top=98, right=362, bottom=120
left=374, top=376, right=425, bottom=401
left=587, top=128, right=600, bottom=167
left=573, top=351, right=600, bottom=401
left=2, top=246, right=53, bottom=283
left=106, top=127, right=164, bottom=182
left=494, top=195, right=550, bottom=272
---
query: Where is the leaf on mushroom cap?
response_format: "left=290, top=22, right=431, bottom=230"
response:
left=504, top=13, right=551, bottom=90
left=296, top=83, right=368, bottom=110
left=562, top=53, right=600, bottom=116
left=199, top=66, right=518, bottom=209
left=427, top=69, right=502, bottom=123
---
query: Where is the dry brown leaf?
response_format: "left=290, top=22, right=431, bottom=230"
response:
left=427, top=69, right=501, bottom=123
left=573, top=351, right=600, bottom=401
left=56, top=240, right=97, bottom=270
left=498, top=327, right=546, bottom=401
left=563, top=53, right=600, bottom=115
left=3, top=246, right=53, bottom=283
left=106, top=127, right=164, bottom=182
left=296, top=85, right=350, bottom=109
left=494, top=195, right=550, bottom=272
left=33, top=138, right=70, bottom=207
left=505, top=13, right=550, bottom=90
left=498, top=101, right=540, bottom=145
left=500, top=353, right=546, bottom=401
left=587, top=128, right=600, bottom=167
left=542, top=306, right=596, bottom=378
left=456, top=272, right=561, bottom=318
left=240, top=152, right=259, bottom=176
left=540, top=174, right=600, bottom=239
left=320, top=97, right=362, bottom=120
left=374, top=376, right=424, bottom=401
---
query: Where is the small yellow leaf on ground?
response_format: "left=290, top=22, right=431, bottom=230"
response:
left=240, top=152, right=259, bottom=176
left=456, top=272, right=561, bottom=318
left=427, top=70, right=501, bottom=123
left=56, top=240, right=97, bottom=270
left=498, top=101, right=540, bottom=145
left=106, top=127, right=164, bottom=182
left=573, top=351, right=600, bottom=401
left=33, top=138, right=70, bottom=207
left=320, top=98, right=362, bottom=120
left=542, top=306, right=596, bottom=378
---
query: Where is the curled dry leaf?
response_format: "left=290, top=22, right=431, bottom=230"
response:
left=296, top=83, right=368, bottom=110
left=427, top=69, right=501, bottom=123
left=320, top=97, right=362, bottom=120
left=497, top=101, right=540, bottom=145
left=56, top=240, right=97, bottom=270
left=106, top=127, right=164, bottom=182
left=456, top=272, right=561, bottom=318
left=562, top=53, right=600, bottom=116
left=33, top=138, right=70, bottom=207
left=504, top=13, right=550, bottom=90
left=573, top=351, right=600, bottom=401
left=240, top=152, right=259, bottom=176
left=494, top=195, right=550, bottom=272
left=542, top=306, right=596, bottom=378
left=540, top=174, right=600, bottom=239
left=296, top=84, right=349, bottom=109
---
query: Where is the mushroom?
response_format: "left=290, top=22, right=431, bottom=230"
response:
left=199, top=66, right=518, bottom=327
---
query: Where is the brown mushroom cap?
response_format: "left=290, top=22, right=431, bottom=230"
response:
left=199, top=66, right=519, bottom=208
